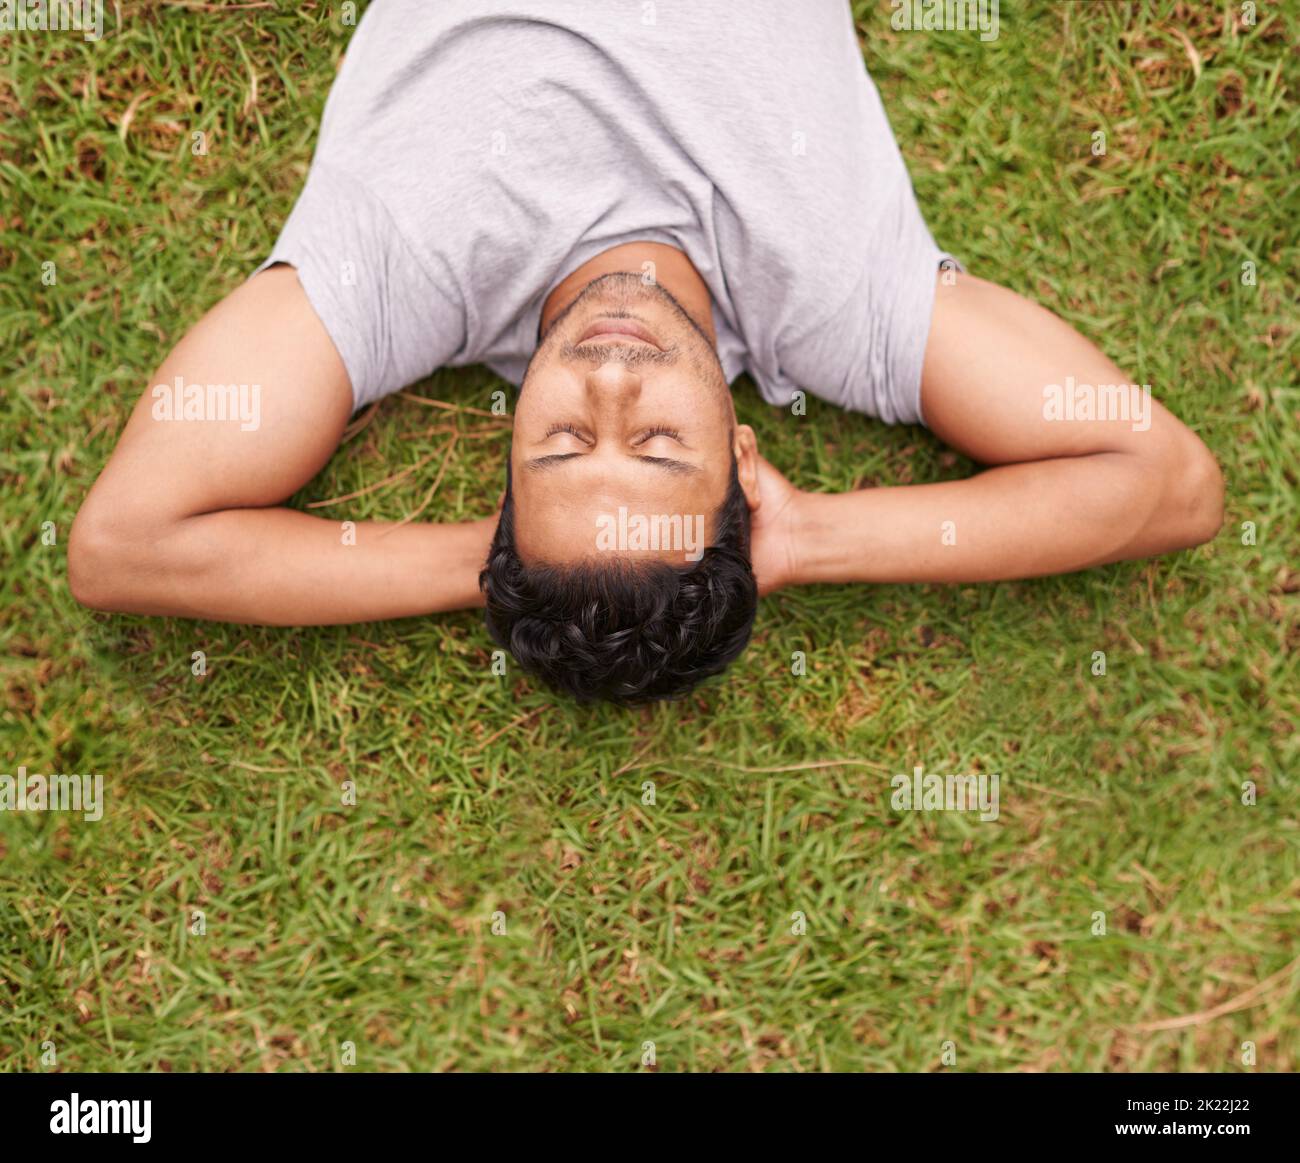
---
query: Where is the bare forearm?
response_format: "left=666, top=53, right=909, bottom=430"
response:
left=790, top=451, right=1215, bottom=587
left=72, top=507, right=495, bottom=624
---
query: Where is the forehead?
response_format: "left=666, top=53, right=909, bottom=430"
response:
left=515, top=469, right=717, bottom=549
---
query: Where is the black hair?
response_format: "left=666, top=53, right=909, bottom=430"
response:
left=480, top=456, right=756, bottom=705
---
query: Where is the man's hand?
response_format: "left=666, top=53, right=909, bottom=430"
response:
left=748, top=454, right=805, bottom=597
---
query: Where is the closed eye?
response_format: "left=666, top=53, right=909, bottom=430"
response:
left=544, top=422, right=591, bottom=443
left=635, top=426, right=683, bottom=445
left=524, top=451, right=701, bottom=475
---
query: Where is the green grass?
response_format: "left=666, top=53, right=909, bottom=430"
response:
left=1, top=1, right=1296, bottom=1072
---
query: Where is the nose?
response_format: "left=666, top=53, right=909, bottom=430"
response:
left=585, top=361, right=642, bottom=413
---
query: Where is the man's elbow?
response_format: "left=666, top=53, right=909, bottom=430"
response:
left=1165, top=435, right=1224, bottom=550
left=67, top=500, right=165, bottom=613
left=68, top=504, right=125, bottom=611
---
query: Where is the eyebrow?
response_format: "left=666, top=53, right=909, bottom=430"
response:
left=524, top=452, right=702, bottom=476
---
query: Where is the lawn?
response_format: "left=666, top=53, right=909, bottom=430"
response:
left=0, top=0, right=1296, bottom=1072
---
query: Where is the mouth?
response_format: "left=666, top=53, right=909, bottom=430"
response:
left=576, top=317, right=663, bottom=350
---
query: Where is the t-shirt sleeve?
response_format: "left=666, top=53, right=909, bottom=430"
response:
left=252, top=160, right=464, bottom=411
left=764, top=84, right=958, bottom=431
left=774, top=179, right=957, bottom=428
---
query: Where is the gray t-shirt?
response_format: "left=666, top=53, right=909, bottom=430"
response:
left=257, top=0, right=951, bottom=426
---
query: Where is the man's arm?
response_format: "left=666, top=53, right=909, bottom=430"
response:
left=69, top=266, right=494, bottom=624
left=751, top=272, right=1224, bottom=591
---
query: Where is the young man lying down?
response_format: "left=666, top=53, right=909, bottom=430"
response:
left=69, top=1, right=1223, bottom=705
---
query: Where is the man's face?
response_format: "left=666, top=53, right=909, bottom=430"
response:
left=512, top=273, right=741, bottom=565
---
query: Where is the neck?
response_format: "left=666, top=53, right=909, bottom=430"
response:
left=540, top=241, right=716, bottom=344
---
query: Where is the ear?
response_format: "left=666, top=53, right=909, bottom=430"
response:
left=733, top=424, right=761, bottom=510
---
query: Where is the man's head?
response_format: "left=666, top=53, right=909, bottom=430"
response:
left=480, top=271, right=760, bottom=704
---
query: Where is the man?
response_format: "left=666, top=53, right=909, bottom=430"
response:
left=69, top=2, right=1224, bottom=704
